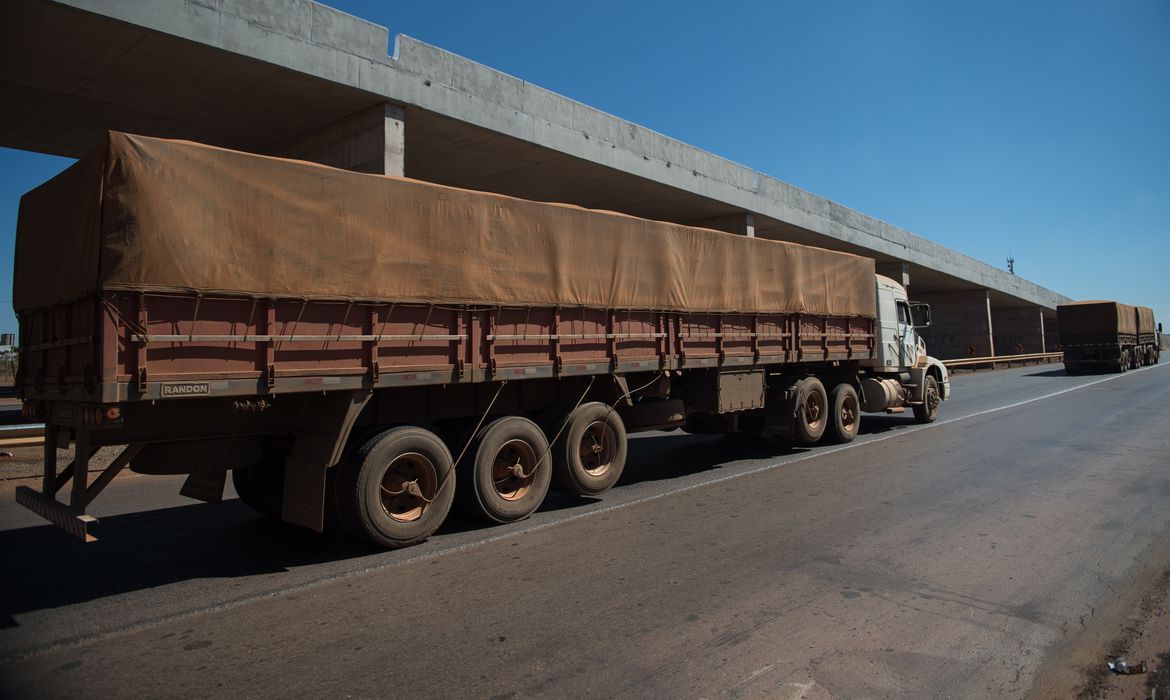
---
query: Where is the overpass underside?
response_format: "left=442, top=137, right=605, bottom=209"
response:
left=1, top=0, right=1067, bottom=359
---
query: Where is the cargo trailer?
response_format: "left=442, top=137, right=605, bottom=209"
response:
left=14, top=133, right=950, bottom=546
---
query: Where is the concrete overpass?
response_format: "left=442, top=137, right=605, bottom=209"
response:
left=1, top=0, right=1071, bottom=358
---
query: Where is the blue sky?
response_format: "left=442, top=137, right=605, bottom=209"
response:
left=2, top=0, right=1168, bottom=336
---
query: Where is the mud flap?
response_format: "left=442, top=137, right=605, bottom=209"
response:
left=907, top=367, right=928, bottom=402
left=180, top=469, right=227, bottom=503
left=280, top=389, right=371, bottom=532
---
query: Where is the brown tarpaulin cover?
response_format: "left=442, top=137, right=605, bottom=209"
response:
left=15, top=132, right=875, bottom=317
left=1058, top=301, right=1137, bottom=336
left=1136, top=306, right=1155, bottom=336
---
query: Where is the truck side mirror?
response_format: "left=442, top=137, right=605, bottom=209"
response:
left=909, top=302, right=931, bottom=329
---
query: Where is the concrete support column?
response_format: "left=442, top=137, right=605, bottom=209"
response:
left=275, top=102, right=405, bottom=175
left=915, top=289, right=995, bottom=360
left=876, top=261, right=910, bottom=288
left=991, top=307, right=1046, bottom=355
left=1044, top=313, right=1060, bottom=352
left=685, top=212, right=755, bottom=237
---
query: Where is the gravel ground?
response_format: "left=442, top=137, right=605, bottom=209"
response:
left=0, top=444, right=126, bottom=481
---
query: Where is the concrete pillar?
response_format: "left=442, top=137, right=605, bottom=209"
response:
left=876, top=261, right=910, bottom=288
left=686, top=212, right=755, bottom=237
left=991, top=307, right=1046, bottom=355
left=1044, top=313, right=1060, bottom=352
left=275, top=102, right=405, bottom=175
left=915, top=289, right=994, bottom=360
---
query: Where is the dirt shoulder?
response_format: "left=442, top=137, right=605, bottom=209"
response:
left=1030, top=556, right=1170, bottom=699
left=1078, top=566, right=1170, bottom=700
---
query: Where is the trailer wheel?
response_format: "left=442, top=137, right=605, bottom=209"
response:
left=457, top=416, right=551, bottom=523
left=913, top=375, right=941, bottom=424
left=337, top=426, right=455, bottom=548
left=551, top=402, right=628, bottom=496
left=827, top=384, right=860, bottom=443
left=793, top=378, right=828, bottom=444
left=1117, top=351, right=1130, bottom=373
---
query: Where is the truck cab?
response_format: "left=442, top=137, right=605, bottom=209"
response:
left=863, top=274, right=951, bottom=413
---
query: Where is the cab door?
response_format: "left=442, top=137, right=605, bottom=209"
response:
left=896, top=300, right=917, bottom=367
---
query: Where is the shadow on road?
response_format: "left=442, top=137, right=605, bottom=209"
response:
left=616, top=415, right=920, bottom=487
left=1023, top=369, right=1072, bottom=378
left=618, top=432, right=801, bottom=486
left=0, top=414, right=924, bottom=628
left=0, top=502, right=379, bottom=628
left=852, top=415, right=921, bottom=435
left=0, top=486, right=615, bottom=628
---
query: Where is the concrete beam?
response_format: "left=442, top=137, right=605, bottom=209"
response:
left=685, top=212, right=755, bottom=237
left=275, top=103, right=405, bottom=175
left=917, top=289, right=995, bottom=360
left=10, top=0, right=1071, bottom=312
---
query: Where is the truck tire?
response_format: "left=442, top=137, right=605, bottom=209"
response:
left=457, top=416, right=551, bottom=523
left=792, top=377, right=828, bottom=444
left=336, top=426, right=455, bottom=548
left=551, top=402, right=628, bottom=496
left=231, top=457, right=285, bottom=518
left=826, top=383, right=860, bottom=443
left=913, top=375, right=941, bottom=424
left=1117, top=351, right=1129, bottom=373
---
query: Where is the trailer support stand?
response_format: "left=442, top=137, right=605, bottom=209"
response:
left=16, top=439, right=143, bottom=542
left=41, top=424, right=57, bottom=497
left=70, top=428, right=90, bottom=510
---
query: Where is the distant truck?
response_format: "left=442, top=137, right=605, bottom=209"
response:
left=14, top=133, right=949, bottom=547
left=1057, top=301, right=1161, bottom=374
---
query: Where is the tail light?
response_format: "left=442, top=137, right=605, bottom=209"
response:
left=81, top=404, right=124, bottom=428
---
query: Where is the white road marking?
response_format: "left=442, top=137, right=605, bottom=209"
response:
left=785, top=679, right=829, bottom=699
left=7, top=363, right=1168, bottom=660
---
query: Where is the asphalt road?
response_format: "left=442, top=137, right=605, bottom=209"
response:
left=2, top=362, right=1169, bottom=698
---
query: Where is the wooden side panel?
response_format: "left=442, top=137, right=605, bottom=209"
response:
left=19, top=291, right=877, bottom=404
left=554, top=308, right=609, bottom=370
left=678, top=313, right=720, bottom=367
left=613, top=311, right=661, bottom=366
left=796, top=314, right=874, bottom=362
left=15, top=298, right=100, bottom=399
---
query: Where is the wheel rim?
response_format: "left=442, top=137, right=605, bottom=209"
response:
left=491, top=438, right=537, bottom=501
left=380, top=452, right=439, bottom=523
left=804, top=390, right=824, bottom=431
left=578, top=421, right=617, bottom=477
left=926, top=383, right=940, bottom=413
left=839, top=393, right=859, bottom=433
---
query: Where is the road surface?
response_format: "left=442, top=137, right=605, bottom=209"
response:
left=2, top=363, right=1169, bottom=698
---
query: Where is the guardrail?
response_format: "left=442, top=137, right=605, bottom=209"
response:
left=0, top=423, right=45, bottom=448
left=943, top=352, right=1063, bottom=369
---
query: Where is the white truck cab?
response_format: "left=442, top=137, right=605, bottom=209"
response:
left=860, top=275, right=951, bottom=421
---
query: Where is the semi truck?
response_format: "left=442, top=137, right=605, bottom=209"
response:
left=14, top=132, right=949, bottom=547
left=1057, top=301, right=1161, bottom=374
